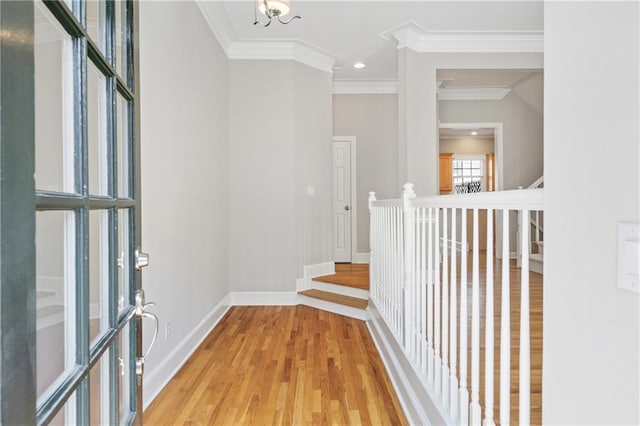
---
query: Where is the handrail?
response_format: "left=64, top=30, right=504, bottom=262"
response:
left=371, top=188, right=543, bottom=211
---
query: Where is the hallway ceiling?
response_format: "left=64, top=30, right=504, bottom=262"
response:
left=217, top=1, right=544, bottom=81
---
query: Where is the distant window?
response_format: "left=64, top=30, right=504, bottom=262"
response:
left=453, top=158, right=484, bottom=193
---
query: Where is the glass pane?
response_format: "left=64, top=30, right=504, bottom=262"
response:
left=89, top=210, right=109, bottom=344
left=117, top=209, right=131, bottom=312
left=34, top=2, right=75, bottom=193
left=118, top=322, right=132, bottom=421
left=115, top=0, right=128, bottom=79
left=36, top=211, right=76, bottom=402
left=472, top=169, right=482, bottom=177
left=88, top=61, right=109, bottom=196
left=117, top=94, right=130, bottom=198
left=472, top=160, right=482, bottom=168
left=49, top=389, right=77, bottom=426
left=86, top=0, right=106, bottom=55
left=89, top=355, right=110, bottom=425
left=463, top=169, right=471, bottom=177
left=463, top=160, right=471, bottom=168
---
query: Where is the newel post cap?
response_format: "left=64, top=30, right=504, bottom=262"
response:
left=368, top=191, right=377, bottom=210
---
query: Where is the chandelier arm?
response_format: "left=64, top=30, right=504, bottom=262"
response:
left=277, top=14, right=301, bottom=24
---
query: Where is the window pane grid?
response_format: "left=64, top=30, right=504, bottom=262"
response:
left=34, top=0, right=136, bottom=423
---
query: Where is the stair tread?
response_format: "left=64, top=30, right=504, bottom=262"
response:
left=299, top=289, right=368, bottom=309
left=312, top=274, right=369, bottom=290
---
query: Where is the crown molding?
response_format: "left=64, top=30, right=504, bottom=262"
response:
left=333, top=80, right=398, bottom=95
left=228, top=40, right=336, bottom=74
left=383, top=22, right=543, bottom=53
left=195, top=0, right=237, bottom=54
left=196, top=1, right=335, bottom=74
left=439, top=87, right=511, bottom=101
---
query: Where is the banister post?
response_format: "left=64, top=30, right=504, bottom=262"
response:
left=402, top=183, right=416, bottom=351
left=368, top=191, right=377, bottom=302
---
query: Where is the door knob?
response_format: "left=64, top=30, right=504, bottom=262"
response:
left=344, top=205, right=350, bottom=211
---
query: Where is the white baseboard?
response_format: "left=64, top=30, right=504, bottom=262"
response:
left=143, top=294, right=232, bottom=410
left=230, top=291, right=299, bottom=305
left=296, top=261, right=335, bottom=292
left=366, top=301, right=450, bottom=426
left=352, top=252, right=370, bottom=264
left=305, top=281, right=369, bottom=300
left=298, top=294, right=369, bottom=321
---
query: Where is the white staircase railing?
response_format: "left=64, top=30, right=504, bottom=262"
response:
left=369, top=183, right=544, bottom=425
left=519, top=176, right=544, bottom=268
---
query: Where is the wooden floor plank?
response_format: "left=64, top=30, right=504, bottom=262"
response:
left=144, top=306, right=407, bottom=425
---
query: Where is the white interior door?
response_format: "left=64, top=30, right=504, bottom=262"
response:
left=333, top=141, right=352, bottom=262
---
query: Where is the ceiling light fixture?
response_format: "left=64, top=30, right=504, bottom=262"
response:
left=253, top=0, right=300, bottom=27
left=353, top=62, right=366, bottom=69
left=471, top=131, right=478, bottom=136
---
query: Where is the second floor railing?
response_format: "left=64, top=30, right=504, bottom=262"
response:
left=369, top=184, right=544, bottom=424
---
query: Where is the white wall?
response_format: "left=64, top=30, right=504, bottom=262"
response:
left=439, top=90, right=543, bottom=190
left=229, top=60, right=332, bottom=292
left=139, top=0, right=230, bottom=405
left=333, top=94, right=399, bottom=253
left=293, top=62, right=333, bottom=269
left=439, top=137, right=494, bottom=156
left=398, top=51, right=543, bottom=195
left=544, top=2, right=639, bottom=424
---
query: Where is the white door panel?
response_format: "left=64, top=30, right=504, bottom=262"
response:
left=333, top=141, right=351, bottom=262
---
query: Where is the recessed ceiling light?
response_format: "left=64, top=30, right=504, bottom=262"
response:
left=353, top=62, right=366, bottom=69
left=471, top=131, right=478, bottom=136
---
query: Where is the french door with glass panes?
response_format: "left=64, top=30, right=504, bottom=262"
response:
left=0, top=0, right=154, bottom=424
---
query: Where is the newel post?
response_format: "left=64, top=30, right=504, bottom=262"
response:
left=402, top=183, right=416, bottom=351
left=368, top=191, right=377, bottom=302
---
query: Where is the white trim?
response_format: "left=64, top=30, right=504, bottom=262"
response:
left=384, top=23, right=544, bottom=53
left=228, top=41, right=336, bottom=74
left=195, top=2, right=335, bottom=74
left=143, top=295, right=232, bottom=409
left=439, top=87, right=511, bottom=101
left=304, top=281, right=369, bottom=300
left=195, top=0, right=236, bottom=53
left=439, top=122, right=504, bottom=191
left=333, top=136, right=358, bottom=263
left=230, top=291, right=299, bottom=306
left=295, top=261, right=336, bottom=292
left=366, top=301, right=450, bottom=425
left=353, top=252, right=370, bottom=264
left=298, top=294, right=369, bottom=321
left=332, top=80, right=398, bottom=95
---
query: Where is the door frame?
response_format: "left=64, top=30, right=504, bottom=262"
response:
left=0, top=0, right=144, bottom=423
left=439, top=122, right=504, bottom=190
left=332, top=136, right=358, bottom=263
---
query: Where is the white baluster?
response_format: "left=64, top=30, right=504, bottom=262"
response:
left=500, top=210, right=511, bottom=425
left=520, top=209, right=531, bottom=425
left=470, top=208, right=482, bottom=425
left=442, top=208, right=450, bottom=408
left=535, top=210, right=540, bottom=244
left=449, top=208, right=459, bottom=421
left=484, top=209, right=496, bottom=426
left=434, top=207, right=441, bottom=394
left=459, top=208, right=469, bottom=425
left=421, top=207, right=428, bottom=375
left=427, top=207, right=435, bottom=386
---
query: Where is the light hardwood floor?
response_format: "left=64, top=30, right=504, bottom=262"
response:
left=144, top=305, right=407, bottom=425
